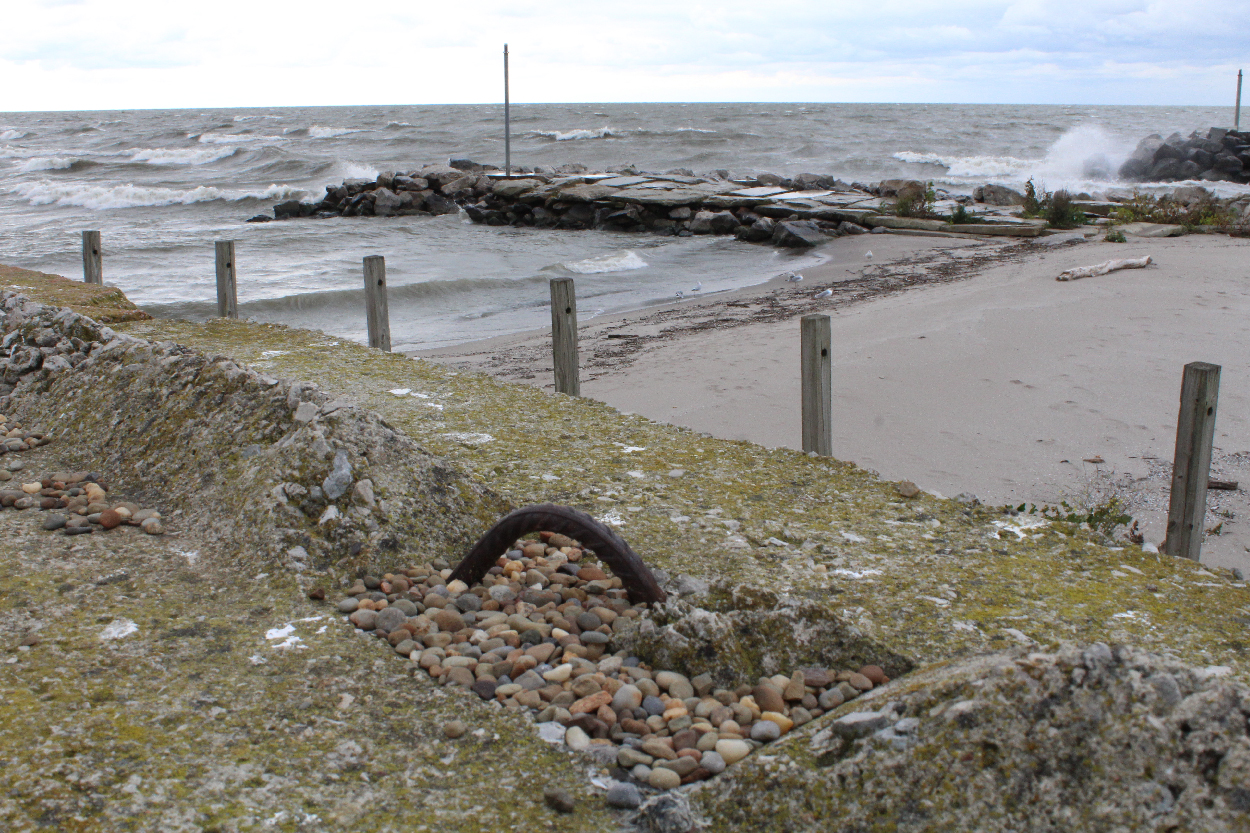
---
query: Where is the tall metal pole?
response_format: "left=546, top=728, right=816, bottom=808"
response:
left=1236, top=69, right=1243, bottom=132
left=502, top=43, right=512, bottom=175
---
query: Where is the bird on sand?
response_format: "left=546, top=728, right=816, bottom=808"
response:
left=784, top=272, right=803, bottom=282
left=674, top=290, right=685, bottom=299
left=691, top=282, right=703, bottom=292
left=814, top=288, right=833, bottom=299
left=864, top=251, right=873, bottom=260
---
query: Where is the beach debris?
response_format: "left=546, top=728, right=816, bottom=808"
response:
left=1209, top=479, right=1239, bottom=491
left=814, top=288, right=833, bottom=299
left=1056, top=255, right=1152, bottom=282
left=1083, top=456, right=1105, bottom=464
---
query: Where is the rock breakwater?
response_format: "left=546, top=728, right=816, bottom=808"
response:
left=1119, top=128, right=1250, bottom=184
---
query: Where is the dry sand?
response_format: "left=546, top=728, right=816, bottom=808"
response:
left=419, top=231, right=1250, bottom=572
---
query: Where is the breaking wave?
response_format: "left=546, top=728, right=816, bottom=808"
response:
left=11, top=180, right=307, bottom=210
left=534, top=127, right=617, bottom=141
left=0, top=129, right=28, bottom=141
left=547, top=250, right=648, bottom=275
left=17, top=156, right=93, bottom=173
left=128, top=146, right=241, bottom=165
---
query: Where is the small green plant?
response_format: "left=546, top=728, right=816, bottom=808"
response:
left=1018, top=498, right=1132, bottom=540
left=949, top=204, right=975, bottom=224
left=1111, top=191, right=1233, bottom=230
left=1104, top=227, right=1127, bottom=243
left=1045, top=190, right=1086, bottom=229
left=895, top=182, right=937, bottom=218
left=1020, top=179, right=1086, bottom=228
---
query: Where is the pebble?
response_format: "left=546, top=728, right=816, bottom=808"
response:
left=564, top=725, right=590, bottom=751
left=648, top=767, right=682, bottom=790
left=751, top=720, right=781, bottom=741
left=606, top=781, right=642, bottom=810
left=443, top=720, right=467, bottom=739
left=715, top=739, right=751, bottom=765
left=700, top=751, right=726, bottom=774
left=543, top=787, right=576, bottom=814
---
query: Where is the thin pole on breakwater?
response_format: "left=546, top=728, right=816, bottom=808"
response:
left=1236, top=69, right=1243, bottom=132
left=82, top=231, right=102, bottom=285
left=502, top=43, right=512, bottom=175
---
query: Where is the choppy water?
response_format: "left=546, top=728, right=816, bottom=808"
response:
left=0, top=102, right=1243, bottom=350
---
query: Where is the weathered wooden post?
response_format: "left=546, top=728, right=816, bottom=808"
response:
left=549, top=277, right=579, bottom=396
left=215, top=240, right=238, bottom=319
left=82, top=231, right=102, bottom=285
left=1162, top=362, right=1221, bottom=560
left=1236, top=69, right=1243, bottom=131
left=800, top=314, right=832, bottom=456
left=363, top=255, right=391, bottom=351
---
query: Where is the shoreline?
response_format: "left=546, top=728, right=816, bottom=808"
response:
left=417, top=231, right=1250, bottom=572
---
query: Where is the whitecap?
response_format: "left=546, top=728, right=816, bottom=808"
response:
left=17, top=156, right=79, bottom=172
left=553, top=250, right=647, bottom=274
left=12, top=180, right=306, bottom=210
left=0, top=129, right=27, bottom=141
left=129, top=146, right=239, bottom=165
left=534, top=126, right=616, bottom=141
left=893, top=150, right=1032, bottom=178
left=308, top=125, right=360, bottom=139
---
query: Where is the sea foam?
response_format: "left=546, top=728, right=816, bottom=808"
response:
left=554, top=250, right=648, bottom=274
left=535, top=127, right=616, bottom=141
left=129, top=146, right=240, bottom=165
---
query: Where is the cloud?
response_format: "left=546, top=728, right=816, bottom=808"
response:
left=0, top=0, right=1245, bottom=109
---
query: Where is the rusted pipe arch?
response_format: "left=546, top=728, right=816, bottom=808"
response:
left=449, top=503, right=667, bottom=605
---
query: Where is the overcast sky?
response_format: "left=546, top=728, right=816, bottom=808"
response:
left=1, top=0, right=1246, bottom=111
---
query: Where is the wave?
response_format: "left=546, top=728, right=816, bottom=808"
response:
left=386, top=121, right=415, bottom=129
left=309, top=126, right=362, bottom=139
left=0, top=129, right=28, bottom=141
left=893, top=150, right=1032, bottom=178
left=196, top=132, right=254, bottom=145
left=11, top=180, right=307, bottom=210
left=325, top=159, right=380, bottom=182
left=0, top=145, right=30, bottom=159
left=676, top=127, right=717, bottom=134
left=533, top=126, right=616, bottom=141
left=128, top=146, right=241, bottom=165
left=546, top=250, right=648, bottom=275
left=17, top=156, right=95, bottom=173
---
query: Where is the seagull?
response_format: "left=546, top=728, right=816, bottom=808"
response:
left=675, top=290, right=684, bottom=300
left=814, top=288, right=833, bottom=299
left=864, top=251, right=873, bottom=260
left=691, top=281, right=703, bottom=292
left=784, top=272, right=804, bottom=282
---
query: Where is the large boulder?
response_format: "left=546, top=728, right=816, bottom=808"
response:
left=1119, top=134, right=1164, bottom=180
left=372, top=188, right=402, bottom=217
left=980, top=184, right=1025, bottom=206
left=492, top=179, right=541, bottom=199
left=772, top=220, right=826, bottom=248
left=423, top=193, right=460, bottom=215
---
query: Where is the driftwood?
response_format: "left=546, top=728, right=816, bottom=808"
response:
left=1056, top=255, right=1153, bottom=282
left=449, top=503, right=667, bottom=605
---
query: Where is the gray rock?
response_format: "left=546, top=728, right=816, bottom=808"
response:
left=375, top=607, right=407, bottom=633
left=772, top=220, right=826, bottom=248
left=337, top=598, right=359, bottom=614
left=751, top=720, right=781, bottom=741
left=515, top=669, right=546, bottom=691
left=322, top=450, right=352, bottom=501
left=606, top=780, right=642, bottom=809
left=832, top=711, right=889, bottom=739
left=372, top=188, right=402, bottom=217
left=643, top=695, right=666, bottom=716
left=701, top=750, right=726, bottom=774
left=980, top=184, right=1025, bottom=206
left=635, top=792, right=702, bottom=833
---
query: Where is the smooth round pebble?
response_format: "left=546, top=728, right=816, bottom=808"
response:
left=751, top=720, right=781, bottom=742
left=443, top=720, right=467, bottom=739
left=648, top=767, right=682, bottom=790
left=715, top=739, right=751, bottom=765
left=336, top=598, right=359, bottom=613
left=643, top=695, right=666, bottom=716
left=700, top=751, right=726, bottom=774
left=564, top=725, right=591, bottom=751
left=606, top=781, right=642, bottom=809
left=543, top=787, right=575, bottom=814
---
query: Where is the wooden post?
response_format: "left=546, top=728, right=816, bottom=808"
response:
left=82, top=230, right=102, bottom=285
left=1236, top=69, right=1243, bottom=131
left=549, top=277, right=579, bottom=396
left=1162, top=362, right=1221, bottom=560
left=363, top=255, right=391, bottom=351
left=215, top=240, right=238, bottom=319
left=800, top=314, right=832, bottom=456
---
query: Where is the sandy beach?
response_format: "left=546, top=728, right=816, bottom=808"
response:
left=420, top=230, right=1250, bottom=572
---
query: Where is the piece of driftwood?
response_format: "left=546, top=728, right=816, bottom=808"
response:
left=1209, top=479, right=1239, bottom=490
left=449, top=504, right=667, bottom=604
left=1056, top=255, right=1153, bottom=282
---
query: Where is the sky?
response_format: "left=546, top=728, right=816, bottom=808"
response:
left=1, top=0, right=1246, bottom=111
